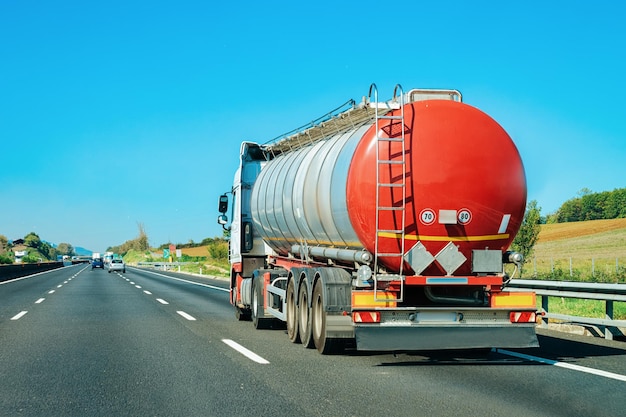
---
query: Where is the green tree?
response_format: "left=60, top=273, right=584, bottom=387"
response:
left=24, top=232, right=42, bottom=249
left=511, top=200, right=542, bottom=276
left=56, top=243, right=75, bottom=256
left=134, top=222, right=149, bottom=252
left=0, top=234, right=8, bottom=254
left=22, top=254, right=41, bottom=263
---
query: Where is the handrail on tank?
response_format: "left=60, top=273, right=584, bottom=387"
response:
left=368, top=83, right=378, bottom=103
left=392, top=83, right=404, bottom=102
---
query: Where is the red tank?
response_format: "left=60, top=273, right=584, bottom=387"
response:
left=347, top=99, right=526, bottom=275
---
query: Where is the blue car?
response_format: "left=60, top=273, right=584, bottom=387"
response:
left=92, top=258, right=104, bottom=269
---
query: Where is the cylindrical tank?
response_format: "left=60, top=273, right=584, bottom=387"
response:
left=251, top=99, right=526, bottom=275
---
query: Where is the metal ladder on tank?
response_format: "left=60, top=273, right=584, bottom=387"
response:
left=369, top=84, right=407, bottom=302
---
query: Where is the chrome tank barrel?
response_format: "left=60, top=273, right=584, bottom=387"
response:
left=250, top=124, right=368, bottom=256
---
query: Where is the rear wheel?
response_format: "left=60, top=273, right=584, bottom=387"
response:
left=298, top=283, right=314, bottom=348
left=252, top=276, right=271, bottom=329
left=312, top=279, right=346, bottom=354
left=286, top=278, right=300, bottom=343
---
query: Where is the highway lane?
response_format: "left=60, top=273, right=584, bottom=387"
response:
left=0, top=265, right=293, bottom=416
left=1, top=265, right=625, bottom=416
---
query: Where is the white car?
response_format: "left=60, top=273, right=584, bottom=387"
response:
left=107, top=259, right=126, bottom=273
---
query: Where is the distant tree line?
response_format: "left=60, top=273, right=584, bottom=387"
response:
left=0, top=232, right=75, bottom=264
left=548, top=187, right=626, bottom=223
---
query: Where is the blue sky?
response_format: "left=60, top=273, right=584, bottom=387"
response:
left=1, top=1, right=625, bottom=252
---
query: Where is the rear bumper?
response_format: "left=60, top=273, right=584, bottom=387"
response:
left=355, top=324, right=538, bottom=351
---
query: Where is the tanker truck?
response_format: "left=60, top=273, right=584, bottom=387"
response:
left=217, top=84, right=538, bottom=354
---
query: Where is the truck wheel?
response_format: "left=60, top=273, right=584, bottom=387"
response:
left=298, top=283, right=314, bottom=348
left=286, top=278, right=300, bottom=343
left=312, top=279, right=345, bottom=354
left=252, top=276, right=271, bottom=329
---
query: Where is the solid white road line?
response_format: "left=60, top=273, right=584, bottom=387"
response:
left=495, top=348, right=626, bottom=382
left=156, top=298, right=169, bottom=305
left=222, top=339, right=270, bottom=365
left=11, top=311, right=28, bottom=320
left=136, top=269, right=229, bottom=293
left=176, top=311, right=197, bottom=321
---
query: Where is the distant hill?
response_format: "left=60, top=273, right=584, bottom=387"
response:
left=74, top=247, right=93, bottom=256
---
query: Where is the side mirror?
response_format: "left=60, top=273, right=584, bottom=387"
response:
left=218, top=194, right=229, bottom=213
left=217, top=214, right=228, bottom=226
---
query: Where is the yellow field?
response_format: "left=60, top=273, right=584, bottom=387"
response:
left=152, top=246, right=210, bottom=257
left=534, top=218, right=626, bottom=259
left=537, top=218, right=626, bottom=243
left=180, top=246, right=210, bottom=257
left=530, top=218, right=626, bottom=280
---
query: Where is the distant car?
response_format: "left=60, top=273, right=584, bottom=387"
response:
left=107, top=258, right=126, bottom=273
left=92, top=258, right=104, bottom=269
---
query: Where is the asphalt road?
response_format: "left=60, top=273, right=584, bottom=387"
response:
left=1, top=264, right=625, bottom=416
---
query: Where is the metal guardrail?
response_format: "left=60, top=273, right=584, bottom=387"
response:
left=136, top=261, right=193, bottom=272
left=508, top=279, right=626, bottom=340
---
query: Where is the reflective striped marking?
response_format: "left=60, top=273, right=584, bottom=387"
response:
left=353, top=311, right=381, bottom=323
left=510, top=311, right=536, bottom=323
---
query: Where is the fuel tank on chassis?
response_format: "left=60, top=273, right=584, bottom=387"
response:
left=250, top=99, right=526, bottom=275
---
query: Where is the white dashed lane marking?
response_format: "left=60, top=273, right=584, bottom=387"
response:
left=11, top=311, right=28, bottom=320
left=222, top=339, right=269, bottom=365
left=177, top=311, right=196, bottom=321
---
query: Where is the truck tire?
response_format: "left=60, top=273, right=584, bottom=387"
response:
left=286, top=278, right=300, bottom=343
left=312, top=279, right=345, bottom=354
left=298, top=282, right=314, bottom=348
left=251, top=276, right=271, bottom=329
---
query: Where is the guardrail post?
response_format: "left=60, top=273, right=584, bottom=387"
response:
left=605, top=301, right=614, bottom=340
left=541, top=296, right=549, bottom=328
